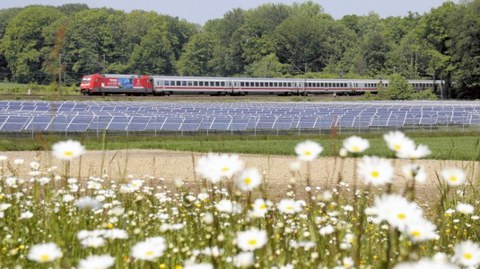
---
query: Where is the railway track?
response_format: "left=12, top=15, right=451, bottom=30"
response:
left=0, top=93, right=361, bottom=102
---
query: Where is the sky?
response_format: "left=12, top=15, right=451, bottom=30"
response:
left=0, top=0, right=451, bottom=25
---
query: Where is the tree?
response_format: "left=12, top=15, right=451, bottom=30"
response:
left=176, top=32, right=220, bottom=76
left=382, top=74, right=415, bottom=100
left=448, top=0, right=480, bottom=98
left=0, top=8, right=21, bottom=81
left=245, top=53, right=290, bottom=77
left=1, top=6, right=65, bottom=83
left=129, top=24, right=175, bottom=75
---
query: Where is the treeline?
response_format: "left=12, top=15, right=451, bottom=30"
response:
left=0, top=1, right=479, bottom=98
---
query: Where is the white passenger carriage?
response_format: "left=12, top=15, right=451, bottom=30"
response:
left=151, top=76, right=441, bottom=96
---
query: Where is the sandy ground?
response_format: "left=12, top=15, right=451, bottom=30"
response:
left=2, top=150, right=479, bottom=198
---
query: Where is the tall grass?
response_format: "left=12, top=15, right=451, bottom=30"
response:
left=0, top=132, right=478, bottom=268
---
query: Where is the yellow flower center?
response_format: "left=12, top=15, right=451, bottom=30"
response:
left=371, top=170, right=380, bottom=178
left=286, top=205, right=294, bottom=211
left=63, top=150, right=73, bottom=157
left=221, top=167, right=230, bottom=172
left=393, top=144, right=401, bottom=151
left=304, top=150, right=312, bottom=156
left=244, top=177, right=252, bottom=185
left=352, top=146, right=360, bottom=152
left=259, top=204, right=267, bottom=209
left=449, top=176, right=457, bottom=182
left=39, top=254, right=50, bottom=262
left=464, top=253, right=472, bottom=260
left=397, top=213, right=406, bottom=220
left=410, top=231, right=421, bottom=238
left=145, top=250, right=154, bottom=256
left=248, top=239, right=257, bottom=246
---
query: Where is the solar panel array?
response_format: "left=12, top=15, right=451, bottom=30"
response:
left=0, top=100, right=479, bottom=133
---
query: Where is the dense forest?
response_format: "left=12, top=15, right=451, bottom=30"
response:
left=0, top=1, right=478, bottom=98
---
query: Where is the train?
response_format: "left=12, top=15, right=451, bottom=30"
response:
left=79, top=74, right=442, bottom=96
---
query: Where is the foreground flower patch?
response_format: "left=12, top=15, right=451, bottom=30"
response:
left=0, top=131, right=478, bottom=268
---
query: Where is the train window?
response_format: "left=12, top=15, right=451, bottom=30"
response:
left=240, top=82, right=245, bottom=87
left=181, top=81, right=186, bottom=86
left=221, top=82, right=225, bottom=87
left=214, top=81, right=219, bottom=87
left=274, top=82, right=278, bottom=87
left=164, top=81, right=169, bottom=86
left=254, top=82, right=258, bottom=87
left=259, top=82, right=264, bottom=87
left=188, top=81, right=193, bottom=86
left=193, top=81, right=198, bottom=86
left=268, top=82, right=272, bottom=87
left=198, top=81, right=203, bottom=86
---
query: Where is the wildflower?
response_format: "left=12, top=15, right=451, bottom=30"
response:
left=215, top=199, right=242, bottom=214
left=401, top=164, right=427, bottom=183
left=250, top=198, right=269, bottom=218
left=78, top=254, right=115, bottom=269
left=289, top=161, right=301, bottom=172
left=236, top=228, right=268, bottom=251
left=80, top=237, right=105, bottom=248
left=343, top=136, right=369, bottom=153
left=394, top=258, right=458, bottom=269
left=319, top=225, right=335, bottom=235
left=383, top=131, right=415, bottom=153
left=20, top=211, right=33, bottom=219
left=339, top=147, right=348, bottom=157
left=294, top=140, right=323, bottom=161
left=234, top=252, right=255, bottom=268
left=75, top=196, right=103, bottom=210
left=277, top=199, right=303, bottom=214
left=453, top=240, right=480, bottom=267
left=456, top=203, right=474, bottom=214
left=405, top=219, right=438, bottom=242
left=27, top=243, right=62, bottom=263
left=196, top=153, right=244, bottom=183
left=372, top=194, right=424, bottom=231
left=236, top=168, right=262, bottom=191
left=396, top=144, right=431, bottom=159
left=441, top=168, right=467, bottom=186
left=357, top=156, right=394, bottom=186
left=14, top=158, right=24, bottom=165
left=183, top=263, right=213, bottom=269
left=131, top=240, right=165, bottom=261
left=52, top=140, right=85, bottom=160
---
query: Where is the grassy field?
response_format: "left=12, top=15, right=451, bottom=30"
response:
left=1, top=131, right=479, bottom=161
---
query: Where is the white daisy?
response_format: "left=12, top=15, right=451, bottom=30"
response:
left=383, top=131, right=415, bottom=153
left=215, top=199, right=242, bottom=214
left=195, top=153, right=244, bottom=183
left=357, top=156, right=394, bottom=186
left=453, top=240, right=480, bottom=267
left=343, top=136, right=369, bottom=153
left=234, top=252, right=255, bottom=268
left=396, top=144, right=431, bottom=159
left=27, top=243, right=62, bottom=263
left=372, top=194, right=424, bottom=231
left=441, top=168, right=467, bottom=186
left=277, top=199, right=303, bottom=214
left=183, top=263, right=214, bottom=269
left=456, top=203, right=474, bottom=214
left=401, top=164, right=427, bottom=183
left=405, top=219, right=438, bottom=242
left=78, top=254, right=115, bottom=269
left=236, top=228, right=268, bottom=251
left=394, top=258, right=458, bottom=269
left=52, top=140, right=85, bottom=160
left=236, top=168, right=262, bottom=191
left=250, top=198, right=269, bottom=218
left=75, top=196, right=103, bottom=210
left=295, top=140, right=323, bottom=161
left=131, top=240, right=165, bottom=261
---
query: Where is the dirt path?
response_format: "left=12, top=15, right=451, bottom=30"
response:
left=2, top=150, right=478, bottom=194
